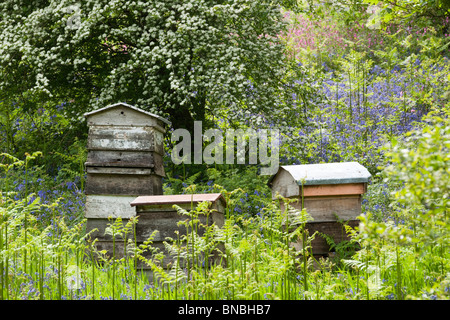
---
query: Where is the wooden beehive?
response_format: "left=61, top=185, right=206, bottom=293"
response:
left=86, top=193, right=225, bottom=272
left=83, top=102, right=171, bottom=242
left=268, top=162, right=371, bottom=256
left=130, top=193, right=226, bottom=270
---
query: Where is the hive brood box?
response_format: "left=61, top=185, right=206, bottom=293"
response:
left=83, top=102, right=171, bottom=241
left=268, top=162, right=371, bottom=256
left=130, top=193, right=226, bottom=269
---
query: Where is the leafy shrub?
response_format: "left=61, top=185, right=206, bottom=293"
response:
left=383, top=106, right=449, bottom=247
left=356, top=105, right=450, bottom=299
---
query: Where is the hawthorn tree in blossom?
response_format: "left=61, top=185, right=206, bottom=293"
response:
left=0, top=0, right=315, bottom=134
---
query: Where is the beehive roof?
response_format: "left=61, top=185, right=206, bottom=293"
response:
left=130, top=193, right=226, bottom=207
left=84, top=102, right=171, bottom=126
left=269, top=162, right=371, bottom=186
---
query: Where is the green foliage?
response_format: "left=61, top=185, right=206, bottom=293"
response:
left=278, top=4, right=450, bottom=178
left=0, top=0, right=313, bottom=132
left=0, top=100, right=88, bottom=174
left=363, top=0, right=450, bottom=32
left=384, top=106, right=449, bottom=246
left=1, top=166, right=449, bottom=300
left=357, top=106, right=450, bottom=299
left=51, top=138, right=87, bottom=190
left=320, top=218, right=361, bottom=266
left=1, top=0, right=450, bottom=301
left=163, top=165, right=273, bottom=219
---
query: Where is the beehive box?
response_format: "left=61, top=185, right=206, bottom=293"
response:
left=268, top=162, right=371, bottom=256
left=86, top=194, right=225, bottom=271
left=83, top=102, right=171, bottom=240
left=129, top=193, right=226, bottom=270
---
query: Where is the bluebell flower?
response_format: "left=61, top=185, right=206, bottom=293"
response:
left=386, top=293, right=395, bottom=300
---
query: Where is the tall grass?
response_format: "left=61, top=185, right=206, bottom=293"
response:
left=1, top=160, right=448, bottom=300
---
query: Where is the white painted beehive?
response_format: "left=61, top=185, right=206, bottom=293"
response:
left=83, top=102, right=171, bottom=244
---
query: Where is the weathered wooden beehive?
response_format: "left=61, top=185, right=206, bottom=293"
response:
left=268, top=162, right=371, bottom=256
left=130, top=193, right=226, bottom=269
left=83, top=102, right=171, bottom=244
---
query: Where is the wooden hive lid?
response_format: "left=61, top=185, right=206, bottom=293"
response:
left=84, top=102, right=171, bottom=127
left=130, top=193, right=226, bottom=207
